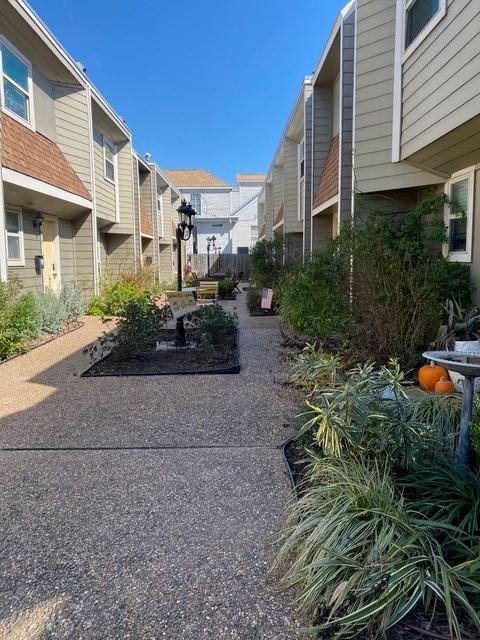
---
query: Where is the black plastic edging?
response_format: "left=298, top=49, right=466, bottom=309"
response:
left=281, top=437, right=299, bottom=502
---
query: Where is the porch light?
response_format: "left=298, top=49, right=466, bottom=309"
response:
left=32, top=213, right=44, bottom=231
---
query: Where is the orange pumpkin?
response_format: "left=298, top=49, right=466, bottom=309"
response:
left=418, top=362, right=449, bottom=391
left=435, top=377, right=455, bottom=394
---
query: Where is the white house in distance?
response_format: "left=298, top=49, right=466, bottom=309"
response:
left=163, top=169, right=264, bottom=255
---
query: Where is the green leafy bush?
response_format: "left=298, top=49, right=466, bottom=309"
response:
left=109, top=298, right=169, bottom=360
left=277, top=250, right=351, bottom=338
left=88, top=281, right=149, bottom=316
left=0, top=279, right=40, bottom=360
left=218, top=277, right=235, bottom=297
left=246, top=288, right=262, bottom=312
left=60, top=284, right=86, bottom=323
left=250, top=237, right=284, bottom=288
left=190, top=303, right=237, bottom=347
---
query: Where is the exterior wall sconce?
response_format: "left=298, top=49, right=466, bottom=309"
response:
left=32, top=213, right=44, bottom=233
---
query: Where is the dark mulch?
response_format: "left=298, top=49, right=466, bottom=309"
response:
left=83, top=328, right=240, bottom=377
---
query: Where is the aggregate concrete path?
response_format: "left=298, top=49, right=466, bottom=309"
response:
left=0, top=297, right=300, bottom=639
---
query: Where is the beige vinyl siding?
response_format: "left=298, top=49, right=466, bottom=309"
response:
left=115, top=140, right=135, bottom=235
left=284, top=138, right=302, bottom=233
left=132, top=156, right=142, bottom=261
left=7, top=209, right=43, bottom=291
left=104, top=234, right=135, bottom=275
left=401, top=0, right=480, bottom=159
left=32, top=68, right=56, bottom=141
left=339, top=12, right=355, bottom=223
left=470, top=169, right=480, bottom=305
left=93, top=129, right=116, bottom=223
left=53, top=85, right=92, bottom=193
left=303, top=85, right=313, bottom=255
left=312, top=85, right=333, bottom=199
left=354, top=0, right=440, bottom=192
left=159, top=243, right=173, bottom=282
left=58, top=217, right=75, bottom=285
left=72, top=212, right=95, bottom=291
left=264, top=182, right=274, bottom=239
left=312, top=209, right=335, bottom=252
left=272, top=164, right=284, bottom=221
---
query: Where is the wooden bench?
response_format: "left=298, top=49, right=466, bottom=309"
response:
left=197, top=281, right=219, bottom=304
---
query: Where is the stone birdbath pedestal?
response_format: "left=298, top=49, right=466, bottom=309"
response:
left=424, top=350, right=480, bottom=468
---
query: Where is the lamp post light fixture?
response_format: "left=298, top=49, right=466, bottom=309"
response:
left=206, top=235, right=216, bottom=278
left=32, top=213, right=44, bottom=233
left=175, top=199, right=196, bottom=346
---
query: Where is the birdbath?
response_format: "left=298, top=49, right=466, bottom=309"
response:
left=424, top=350, right=480, bottom=468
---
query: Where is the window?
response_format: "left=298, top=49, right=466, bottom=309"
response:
left=0, top=38, right=33, bottom=125
left=5, top=207, right=24, bottom=266
left=190, top=193, right=202, bottom=216
left=445, top=169, right=474, bottom=262
left=103, top=136, right=116, bottom=183
left=299, top=140, right=305, bottom=179
left=405, top=0, right=443, bottom=49
left=156, top=184, right=164, bottom=236
left=156, top=185, right=163, bottom=211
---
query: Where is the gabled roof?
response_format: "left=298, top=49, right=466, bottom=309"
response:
left=2, top=113, right=91, bottom=200
left=236, top=173, right=265, bottom=183
left=163, top=169, right=232, bottom=189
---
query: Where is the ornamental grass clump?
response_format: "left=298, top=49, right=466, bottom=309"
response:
left=277, top=353, right=480, bottom=638
left=273, top=456, right=480, bottom=639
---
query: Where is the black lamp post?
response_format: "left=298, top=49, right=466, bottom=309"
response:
left=175, top=199, right=196, bottom=346
left=206, top=235, right=216, bottom=278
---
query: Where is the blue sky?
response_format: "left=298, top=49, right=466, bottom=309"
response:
left=30, top=0, right=346, bottom=186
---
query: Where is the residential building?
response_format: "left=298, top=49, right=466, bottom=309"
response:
left=0, top=0, right=180, bottom=295
left=231, top=174, right=265, bottom=253
left=260, top=0, right=480, bottom=299
left=164, top=169, right=263, bottom=255
left=258, top=78, right=311, bottom=263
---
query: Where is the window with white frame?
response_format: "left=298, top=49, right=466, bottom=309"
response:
left=445, top=169, right=474, bottom=262
left=5, top=207, right=24, bottom=266
left=298, top=140, right=305, bottom=179
left=156, top=184, right=164, bottom=235
left=405, top=0, right=444, bottom=50
left=0, top=38, right=33, bottom=125
left=190, top=193, right=202, bottom=216
left=103, top=136, right=116, bottom=183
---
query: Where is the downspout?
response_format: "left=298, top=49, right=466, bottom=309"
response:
left=86, top=85, right=99, bottom=294
left=0, top=113, right=7, bottom=281
left=351, top=3, right=358, bottom=222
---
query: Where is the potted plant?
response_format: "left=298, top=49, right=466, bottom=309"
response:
left=438, top=298, right=480, bottom=391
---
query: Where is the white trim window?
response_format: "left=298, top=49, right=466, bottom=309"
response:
left=190, top=193, right=202, bottom=216
left=298, top=140, right=305, bottom=221
left=404, top=0, right=446, bottom=58
left=0, top=37, right=34, bottom=127
left=298, top=139, right=305, bottom=179
left=103, top=135, right=117, bottom=183
left=445, top=168, right=475, bottom=263
left=5, top=206, right=25, bottom=266
left=156, top=184, right=164, bottom=236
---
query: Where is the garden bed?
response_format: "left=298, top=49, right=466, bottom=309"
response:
left=83, top=327, right=240, bottom=377
left=0, top=321, right=85, bottom=365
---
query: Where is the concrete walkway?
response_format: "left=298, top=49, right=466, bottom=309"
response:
left=0, top=297, right=299, bottom=639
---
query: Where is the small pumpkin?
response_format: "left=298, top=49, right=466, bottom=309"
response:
left=435, top=376, right=455, bottom=394
left=418, top=361, right=449, bottom=391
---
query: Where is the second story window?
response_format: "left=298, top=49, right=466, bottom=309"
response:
left=299, top=140, right=305, bottom=179
left=156, top=185, right=163, bottom=211
left=0, top=38, right=32, bottom=125
left=103, top=136, right=116, bottom=183
left=405, top=0, right=440, bottom=48
left=191, top=193, right=202, bottom=216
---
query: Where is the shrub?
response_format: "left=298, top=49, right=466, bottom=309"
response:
left=277, top=250, right=351, bottom=338
left=59, top=284, right=86, bottom=323
left=246, top=288, right=262, bottom=312
left=273, top=456, right=480, bottom=639
left=88, top=280, right=150, bottom=317
left=290, top=344, right=343, bottom=394
left=218, top=277, right=235, bottom=297
left=0, top=280, right=40, bottom=359
left=108, top=298, right=169, bottom=360
left=34, top=290, right=67, bottom=334
left=189, top=304, right=237, bottom=347
left=250, top=237, right=284, bottom=288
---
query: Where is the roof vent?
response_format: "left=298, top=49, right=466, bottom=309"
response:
left=75, top=61, right=87, bottom=73
left=144, top=152, right=152, bottom=162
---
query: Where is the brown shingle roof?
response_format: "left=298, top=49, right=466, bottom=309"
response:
left=2, top=114, right=91, bottom=201
left=164, top=169, right=231, bottom=189
left=140, top=199, right=153, bottom=237
left=313, top=135, right=339, bottom=209
left=236, top=173, right=266, bottom=183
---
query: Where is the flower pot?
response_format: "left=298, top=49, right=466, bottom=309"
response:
left=448, top=340, right=480, bottom=392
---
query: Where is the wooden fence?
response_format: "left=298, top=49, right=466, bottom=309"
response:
left=189, top=253, right=250, bottom=279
